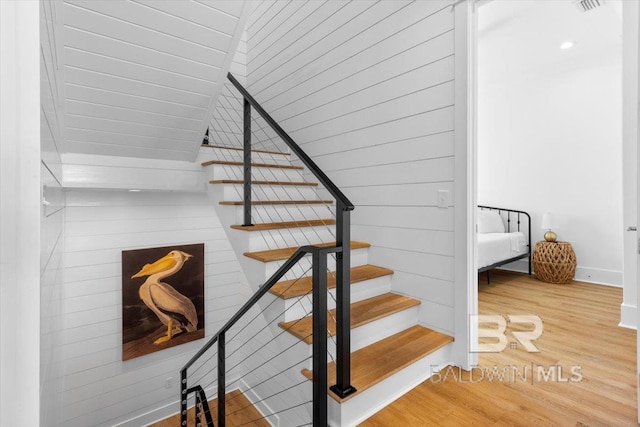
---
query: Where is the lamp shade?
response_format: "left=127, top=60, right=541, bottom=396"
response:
left=541, top=212, right=553, bottom=230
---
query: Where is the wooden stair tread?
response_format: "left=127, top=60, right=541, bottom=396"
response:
left=202, top=160, right=303, bottom=170
left=209, top=179, right=318, bottom=187
left=279, top=293, right=419, bottom=344
left=244, top=241, right=370, bottom=262
left=231, top=219, right=335, bottom=231
left=270, top=264, right=393, bottom=299
left=301, top=325, right=453, bottom=403
left=201, top=144, right=289, bottom=156
left=219, top=200, right=333, bottom=206
left=150, top=389, right=270, bottom=427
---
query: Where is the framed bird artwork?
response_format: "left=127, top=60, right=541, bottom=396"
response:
left=122, top=243, right=205, bottom=361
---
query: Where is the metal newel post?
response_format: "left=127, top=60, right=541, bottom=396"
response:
left=243, top=97, right=252, bottom=226
left=218, top=332, right=226, bottom=427
left=312, top=248, right=328, bottom=426
left=330, top=205, right=357, bottom=398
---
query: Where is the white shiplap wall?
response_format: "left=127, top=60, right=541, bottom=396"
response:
left=209, top=28, right=286, bottom=154
left=246, top=0, right=456, bottom=334
left=40, top=1, right=67, bottom=425
left=59, top=186, right=250, bottom=426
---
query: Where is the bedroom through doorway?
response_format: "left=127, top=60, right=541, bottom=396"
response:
left=476, top=0, right=624, bottom=291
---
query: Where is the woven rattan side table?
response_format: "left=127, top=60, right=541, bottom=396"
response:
left=532, top=241, right=577, bottom=284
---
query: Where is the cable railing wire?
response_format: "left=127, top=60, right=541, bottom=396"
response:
left=186, top=268, right=314, bottom=390
left=182, top=72, right=357, bottom=426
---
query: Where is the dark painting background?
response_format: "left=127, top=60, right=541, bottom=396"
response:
left=122, top=243, right=205, bottom=360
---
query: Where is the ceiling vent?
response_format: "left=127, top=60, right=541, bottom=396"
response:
left=574, top=0, right=604, bottom=12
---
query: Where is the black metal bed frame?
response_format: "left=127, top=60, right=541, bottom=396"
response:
left=477, top=205, right=532, bottom=282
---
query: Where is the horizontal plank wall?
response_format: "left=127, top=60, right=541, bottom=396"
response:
left=209, top=28, right=287, bottom=154
left=60, top=188, right=250, bottom=427
left=246, top=0, right=456, bottom=334
left=40, top=1, right=66, bottom=425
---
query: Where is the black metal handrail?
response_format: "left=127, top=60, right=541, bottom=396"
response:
left=227, top=73, right=354, bottom=211
left=180, top=245, right=340, bottom=426
left=226, top=72, right=356, bottom=399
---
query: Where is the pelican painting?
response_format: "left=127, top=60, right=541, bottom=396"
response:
left=132, top=250, right=198, bottom=344
left=122, top=243, right=205, bottom=360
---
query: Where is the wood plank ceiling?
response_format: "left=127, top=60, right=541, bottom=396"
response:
left=60, top=0, right=247, bottom=161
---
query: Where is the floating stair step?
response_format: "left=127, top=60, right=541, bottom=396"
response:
left=219, top=200, right=333, bottom=206
left=244, top=241, right=370, bottom=263
left=231, top=219, right=335, bottom=231
left=270, top=264, right=393, bottom=299
left=202, top=160, right=303, bottom=170
left=301, top=325, right=453, bottom=402
left=201, top=144, right=289, bottom=156
left=280, top=293, right=419, bottom=344
left=150, top=389, right=270, bottom=427
left=209, top=179, right=318, bottom=187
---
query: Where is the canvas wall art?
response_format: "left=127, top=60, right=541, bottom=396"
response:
left=122, top=243, right=205, bottom=361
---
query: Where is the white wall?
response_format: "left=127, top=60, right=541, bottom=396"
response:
left=0, top=2, right=41, bottom=426
left=622, top=0, right=639, bottom=328
left=478, top=1, right=623, bottom=285
left=57, top=157, right=251, bottom=426
left=245, top=0, right=457, bottom=335
left=40, top=0, right=67, bottom=425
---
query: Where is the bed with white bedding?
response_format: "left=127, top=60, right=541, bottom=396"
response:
left=477, top=206, right=531, bottom=278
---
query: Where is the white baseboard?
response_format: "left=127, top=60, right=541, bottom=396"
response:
left=494, top=260, right=622, bottom=287
left=574, top=266, right=622, bottom=287
left=116, top=377, right=240, bottom=427
left=239, top=378, right=279, bottom=427
left=620, top=303, right=637, bottom=329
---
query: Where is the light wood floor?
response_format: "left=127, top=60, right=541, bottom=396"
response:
left=150, top=389, right=270, bottom=427
left=361, top=270, right=637, bottom=426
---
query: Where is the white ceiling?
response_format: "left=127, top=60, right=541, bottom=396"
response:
left=58, top=0, right=248, bottom=161
left=478, top=0, right=622, bottom=85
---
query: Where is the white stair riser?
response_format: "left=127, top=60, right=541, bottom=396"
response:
left=328, top=345, right=452, bottom=427
left=286, top=305, right=420, bottom=372
left=232, top=204, right=335, bottom=224
left=198, top=149, right=293, bottom=165
left=215, top=183, right=320, bottom=201
left=240, top=226, right=336, bottom=252
left=280, top=275, right=393, bottom=322
left=344, top=306, right=419, bottom=353
left=263, top=249, right=370, bottom=281
left=214, top=204, right=334, bottom=232
left=207, top=164, right=304, bottom=182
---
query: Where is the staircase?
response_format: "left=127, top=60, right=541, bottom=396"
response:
left=180, top=74, right=453, bottom=427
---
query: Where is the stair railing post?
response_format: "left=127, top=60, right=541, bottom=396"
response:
left=330, top=203, right=357, bottom=398
left=312, top=248, right=328, bottom=427
left=243, top=97, right=252, bottom=226
left=180, top=369, right=188, bottom=426
left=218, top=332, right=226, bottom=427
left=195, top=392, right=202, bottom=426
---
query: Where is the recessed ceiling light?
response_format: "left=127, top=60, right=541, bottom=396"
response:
left=128, top=189, right=141, bottom=192
left=560, top=41, right=575, bottom=50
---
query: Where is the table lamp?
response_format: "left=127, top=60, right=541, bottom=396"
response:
left=541, top=212, right=557, bottom=242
